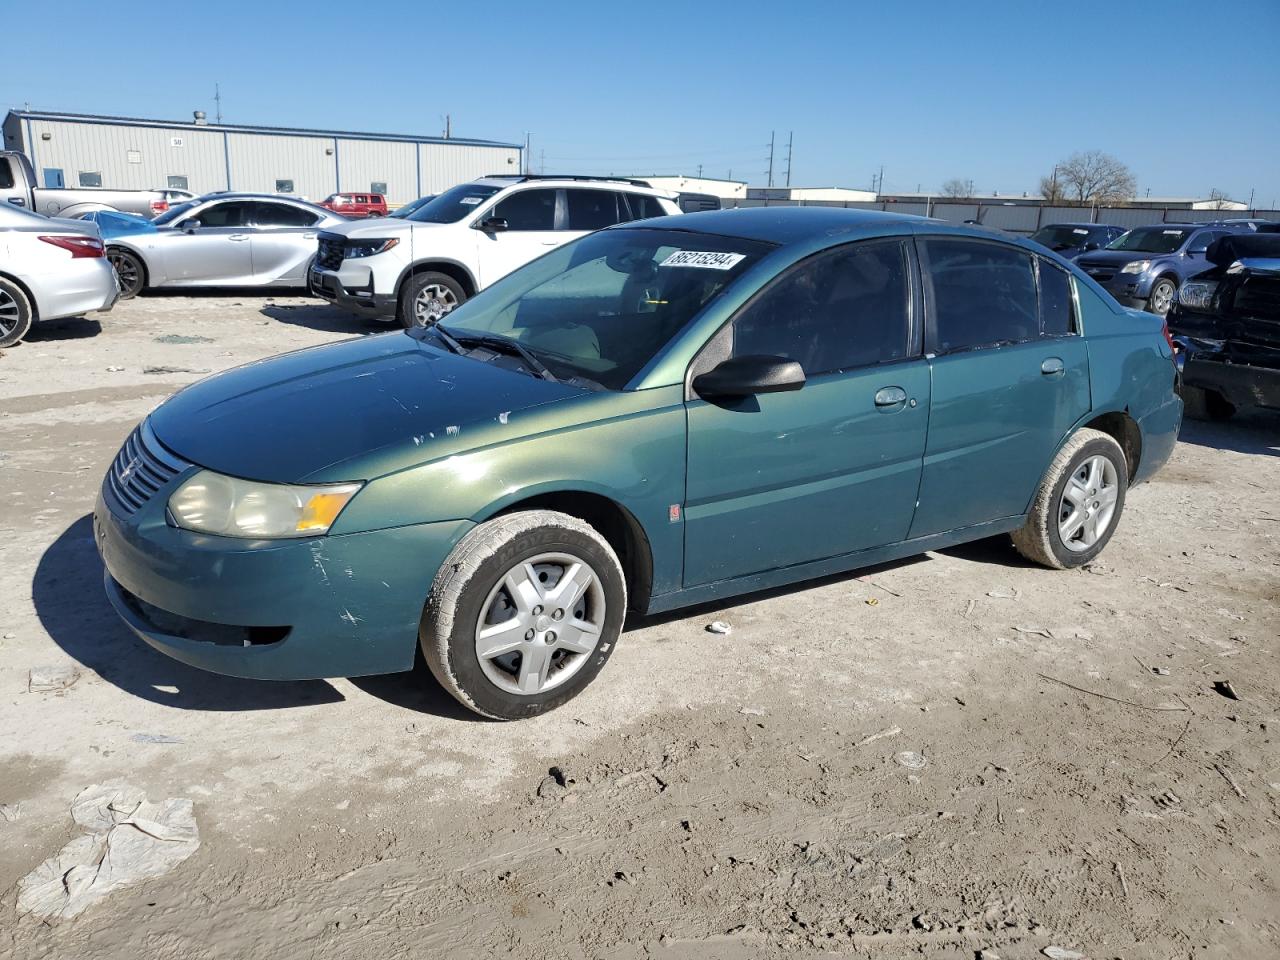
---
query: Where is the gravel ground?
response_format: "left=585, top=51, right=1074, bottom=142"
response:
left=1, top=293, right=1277, bottom=960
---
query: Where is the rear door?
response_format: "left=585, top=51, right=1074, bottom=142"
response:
left=247, top=201, right=322, bottom=283
left=683, top=238, right=930, bottom=586
left=908, top=236, right=1090, bottom=538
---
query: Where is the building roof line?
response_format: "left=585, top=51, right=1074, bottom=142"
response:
left=5, top=109, right=522, bottom=150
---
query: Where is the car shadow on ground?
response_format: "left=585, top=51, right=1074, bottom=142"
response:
left=259, top=303, right=389, bottom=336
left=1177, top=410, right=1280, bottom=458
left=34, top=515, right=345, bottom=711
left=348, top=656, right=494, bottom=722
left=21, top=316, right=104, bottom=343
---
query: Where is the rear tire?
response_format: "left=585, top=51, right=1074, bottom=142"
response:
left=1180, top=384, right=1235, bottom=421
left=421, top=510, right=626, bottom=720
left=107, top=247, right=146, bottom=299
left=0, top=277, right=34, bottom=348
left=1011, top=428, right=1128, bottom=570
left=397, top=272, right=465, bottom=329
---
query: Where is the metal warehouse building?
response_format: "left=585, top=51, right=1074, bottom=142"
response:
left=2, top=109, right=522, bottom=205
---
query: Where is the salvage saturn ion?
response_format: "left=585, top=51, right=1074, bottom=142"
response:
left=95, top=208, right=1182, bottom=719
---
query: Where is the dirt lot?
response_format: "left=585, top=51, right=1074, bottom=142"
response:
left=1, top=293, right=1277, bottom=960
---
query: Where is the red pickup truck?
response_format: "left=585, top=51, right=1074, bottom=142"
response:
left=319, top=193, right=389, bottom=218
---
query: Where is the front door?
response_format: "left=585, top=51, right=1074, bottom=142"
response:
left=165, top=200, right=255, bottom=284
left=909, top=237, right=1092, bottom=538
left=246, top=201, right=322, bottom=284
left=475, top=187, right=563, bottom=286
left=683, top=238, right=929, bottom=587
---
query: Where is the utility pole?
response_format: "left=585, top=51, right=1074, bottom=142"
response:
left=214, top=83, right=222, bottom=124
left=697, top=163, right=703, bottom=178
left=1248, top=187, right=1255, bottom=209
left=784, top=131, right=793, bottom=187
left=877, top=164, right=884, bottom=194
left=443, top=114, right=452, bottom=139
left=766, top=131, right=775, bottom=188
left=523, top=133, right=530, bottom=175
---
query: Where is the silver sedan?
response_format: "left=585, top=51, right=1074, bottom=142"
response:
left=90, top=194, right=347, bottom=298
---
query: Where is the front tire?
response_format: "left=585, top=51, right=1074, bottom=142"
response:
left=0, top=278, right=34, bottom=348
left=421, top=510, right=626, bottom=720
left=1011, top=428, right=1128, bottom=570
left=1147, top=277, right=1177, bottom=317
left=397, top=271, right=465, bottom=329
left=106, top=247, right=146, bottom=299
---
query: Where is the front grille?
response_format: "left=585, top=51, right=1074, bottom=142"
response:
left=316, top=233, right=346, bottom=270
left=105, top=420, right=190, bottom=517
left=1083, top=265, right=1116, bottom=282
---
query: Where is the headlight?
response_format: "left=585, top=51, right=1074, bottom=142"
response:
left=1178, top=280, right=1218, bottom=311
left=344, top=238, right=400, bottom=259
left=1120, top=259, right=1152, bottom=274
left=168, top=471, right=362, bottom=538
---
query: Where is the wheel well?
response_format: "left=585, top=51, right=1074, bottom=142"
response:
left=495, top=492, right=654, bottom=615
left=1083, top=411, right=1141, bottom=483
left=399, top=261, right=477, bottom=302
left=0, top=271, right=39, bottom=320
left=107, top=245, right=149, bottom=287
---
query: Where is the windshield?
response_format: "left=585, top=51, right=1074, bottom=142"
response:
left=404, top=184, right=502, bottom=223
left=152, top=200, right=199, bottom=225
left=426, top=227, right=773, bottom=390
left=1106, top=227, right=1190, bottom=254
left=1031, top=226, right=1095, bottom=249
left=390, top=195, right=434, bottom=218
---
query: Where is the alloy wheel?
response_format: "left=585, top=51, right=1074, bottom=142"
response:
left=1058, top=454, right=1119, bottom=552
left=1149, top=280, right=1175, bottom=316
left=473, top=552, right=606, bottom=696
left=0, top=288, right=19, bottom=337
left=107, top=251, right=142, bottom=296
left=412, top=283, right=459, bottom=326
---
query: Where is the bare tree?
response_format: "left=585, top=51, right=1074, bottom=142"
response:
left=1045, top=151, right=1136, bottom=206
left=941, top=178, right=975, bottom=199
left=1205, top=188, right=1233, bottom=210
left=1038, top=173, right=1067, bottom=205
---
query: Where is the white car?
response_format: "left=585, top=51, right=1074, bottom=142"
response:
left=310, top=175, right=681, bottom=327
left=0, top=204, right=119, bottom=347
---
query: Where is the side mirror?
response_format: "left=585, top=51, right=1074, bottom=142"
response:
left=1082, top=241, right=1099, bottom=251
left=692, top=355, right=806, bottom=399
left=181, top=220, right=202, bottom=233
left=475, top=216, right=509, bottom=233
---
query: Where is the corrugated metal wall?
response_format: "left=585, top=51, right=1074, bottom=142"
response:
left=7, top=115, right=521, bottom=203
left=21, top=118, right=227, bottom=193
left=419, top=143, right=519, bottom=194
left=336, top=138, right=417, bottom=203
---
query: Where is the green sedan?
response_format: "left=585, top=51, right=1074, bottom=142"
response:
left=95, top=208, right=1183, bottom=719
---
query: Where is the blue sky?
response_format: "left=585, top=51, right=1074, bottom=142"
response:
left=7, top=0, right=1279, bottom=204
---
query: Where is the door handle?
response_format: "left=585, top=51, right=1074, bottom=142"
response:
left=228, top=234, right=249, bottom=241
left=874, top=386, right=908, bottom=407
left=303, top=233, right=317, bottom=239
left=1041, top=357, right=1065, bottom=376
left=8, top=197, right=26, bottom=206
left=540, top=240, right=558, bottom=246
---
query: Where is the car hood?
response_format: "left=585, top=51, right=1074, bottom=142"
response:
left=148, top=332, right=588, bottom=483
left=1077, top=250, right=1171, bottom=268
left=322, top=217, right=423, bottom=240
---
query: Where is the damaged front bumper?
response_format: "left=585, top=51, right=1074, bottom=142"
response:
left=1175, top=336, right=1280, bottom=412
left=94, top=483, right=472, bottom=680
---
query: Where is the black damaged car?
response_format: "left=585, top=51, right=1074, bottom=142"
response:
left=1169, top=230, right=1280, bottom=420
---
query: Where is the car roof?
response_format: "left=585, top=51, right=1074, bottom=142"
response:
left=1040, top=222, right=1110, bottom=229
left=470, top=176, right=670, bottom=196
left=619, top=206, right=922, bottom=244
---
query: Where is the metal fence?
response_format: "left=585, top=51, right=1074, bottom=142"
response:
left=719, top=198, right=1280, bottom=235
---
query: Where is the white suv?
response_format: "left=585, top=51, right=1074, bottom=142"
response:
left=310, top=175, right=681, bottom=327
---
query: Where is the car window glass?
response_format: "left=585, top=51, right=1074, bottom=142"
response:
left=925, top=239, right=1038, bottom=352
left=0, top=159, right=16, bottom=189
left=1188, top=231, right=1220, bottom=253
left=192, top=201, right=252, bottom=227
left=1038, top=259, right=1075, bottom=337
left=728, top=240, right=911, bottom=376
left=492, top=189, right=557, bottom=231
left=565, top=189, right=624, bottom=231
left=251, top=202, right=318, bottom=227
left=624, top=193, right=667, bottom=221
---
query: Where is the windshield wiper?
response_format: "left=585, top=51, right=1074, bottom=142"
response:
left=450, top=331, right=560, bottom=383
left=428, top=325, right=466, bottom=355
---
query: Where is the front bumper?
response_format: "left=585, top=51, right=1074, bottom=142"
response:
left=94, top=476, right=473, bottom=680
left=311, top=264, right=398, bottom=318
left=1178, top=339, right=1280, bottom=412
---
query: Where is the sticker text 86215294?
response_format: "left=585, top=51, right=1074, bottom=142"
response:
left=660, top=250, right=746, bottom=270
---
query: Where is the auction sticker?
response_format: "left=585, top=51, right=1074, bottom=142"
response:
left=661, top=250, right=746, bottom=270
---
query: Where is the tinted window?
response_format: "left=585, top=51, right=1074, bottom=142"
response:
left=275, top=179, right=295, bottom=194
left=406, top=183, right=501, bottom=223
left=1187, top=230, right=1222, bottom=253
left=925, top=239, right=1038, bottom=352
left=730, top=240, right=911, bottom=376
left=0, top=159, right=14, bottom=189
left=565, top=189, right=624, bottom=230
left=624, top=193, right=669, bottom=221
left=1038, top=259, right=1075, bottom=337
left=192, top=201, right=253, bottom=227
left=1106, top=227, right=1190, bottom=254
left=79, top=171, right=103, bottom=188
left=167, top=175, right=189, bottom=190
left=370, top=183, right=387, bottom=196
left=251, top=202, right=318, bottom=227
left=493, top=188, right=557, bottom=231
